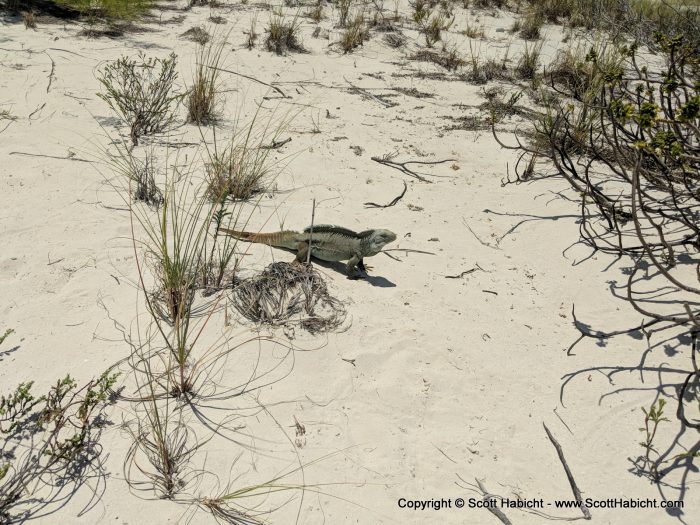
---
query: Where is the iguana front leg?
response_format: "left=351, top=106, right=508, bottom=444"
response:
left=345, top=255, right=362, bottom=279
left=358, top=259, right=373, bottom=273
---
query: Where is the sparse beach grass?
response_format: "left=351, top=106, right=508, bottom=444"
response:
left=3, top=0, right=700, bottom=522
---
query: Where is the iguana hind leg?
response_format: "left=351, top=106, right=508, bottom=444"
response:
left=294, top=242, right=310, bottom=265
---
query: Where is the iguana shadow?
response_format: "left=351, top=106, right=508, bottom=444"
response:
left=310, top=259, right=397, bottom=288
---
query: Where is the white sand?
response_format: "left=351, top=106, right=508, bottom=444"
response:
left=1, top=2, right=697, bottom=523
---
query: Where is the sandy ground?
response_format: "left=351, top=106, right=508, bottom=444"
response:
left=1, top=1, right=698, bottom=524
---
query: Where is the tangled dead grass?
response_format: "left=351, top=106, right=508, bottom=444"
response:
left=231, top=262, right=346, bottom=335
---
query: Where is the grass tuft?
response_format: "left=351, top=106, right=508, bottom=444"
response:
left=339, top=12, right=369, bottom=53
left=187, top=33, right=227, bottom=125
left=266, top=9, right=305, bottom=55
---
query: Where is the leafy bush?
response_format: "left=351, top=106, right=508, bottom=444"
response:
left=1, top=372, right=118, bottom=521
left=97, top=52, right=181, bottom=146
left=495, top=33, right=700, bottom=450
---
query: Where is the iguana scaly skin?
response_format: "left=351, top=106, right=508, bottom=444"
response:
left=220, top=225, right=397, bottom=278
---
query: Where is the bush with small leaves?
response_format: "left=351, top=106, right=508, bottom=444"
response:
left=1, top=372, right=118, bottom=521
left=97, top=52, right=181, bottom=146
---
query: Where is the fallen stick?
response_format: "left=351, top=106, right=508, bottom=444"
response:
left=543, top=423, right=591, bottom=520
left=262, top=137, right=292, bottom=150
left=28, top=102, right=46, bottom=120
left=463, top=218, right=501, bottom=250
left=207, top=65, right=289, bottom=98
left=371, top=154, right=456, bottom=183
left=475, top=479, right=514, bottom=525
left=364, top=181, right=407, bottom=208
left=384, top=248, right=435, bottom=256
left=307, top=199, right=316, bottom=265
left=10, top=151, right=91, bottom=163
left=445, top=264, right=484, bottom=279
left=344, top=76, right=394, bottom=107
left=45, top=51, right=55, bottom=93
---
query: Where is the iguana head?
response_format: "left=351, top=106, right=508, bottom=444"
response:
left=368, top=229, right=397, bottom=253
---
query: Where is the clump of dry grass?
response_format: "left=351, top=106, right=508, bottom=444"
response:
left=339, top=12, right=369, bottom=53
left=266, top=9, right=305, bottom=54
left=0, top=109, right=17, bottom=122
left=545, top=41, right=624, bottom=100
left=461, top=18, right=484, bottom=38
left=205, top=118, right=288, bottom=202
left=22, top=10, right=36, bottom=29
left=187, top=33, right=226, bottom=125
left=421, top=9, right=454, bottom=47
left=131, top=149, right=164, bottom=207
left=246, top=12, right=259, bottom=49
left=412, top=44, right=465, bottom=71
left=519, top=11, right=543, bottom=40
left=384, top=31, right=406, bottom=48
left=462, top=42, right=511, bottom=83
left=308, top=0, right=324, bottom=22
left=515, top=40, right=543, bottom=79
left=231, top=261, right=347, bottom=334
left=336, top=0, right=352, bottom=27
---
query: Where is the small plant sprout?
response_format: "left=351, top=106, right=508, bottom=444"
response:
left=638, top=399, right=669, bottom=480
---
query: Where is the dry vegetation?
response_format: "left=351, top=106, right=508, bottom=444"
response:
left=2, top=0, right=700, bottom=522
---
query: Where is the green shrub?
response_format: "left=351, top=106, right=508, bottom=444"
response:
left=97, top=52, right=181, bottom=146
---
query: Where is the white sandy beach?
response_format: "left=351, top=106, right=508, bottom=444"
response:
left=1, top=1, right=698, bottom=523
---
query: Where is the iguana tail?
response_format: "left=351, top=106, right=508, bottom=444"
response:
left=219, top=228, right=301, bottom=250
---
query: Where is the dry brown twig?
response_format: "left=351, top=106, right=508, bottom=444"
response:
left=344, top=76, right=396, bottom=107
left=364, top=181, right=408, bottom=208
left=543, top=423, right=592, bottom=520
left=444, top=264, right=485, bottom=279
left=44, top=51, right=55, bottom=93
left=371, top=153, right=456, bottom=183
left=474, top=479, right=514, bottom=525
left=261, top=137, right=292, bottom=149
left=209, top=65, right=289, bottom=98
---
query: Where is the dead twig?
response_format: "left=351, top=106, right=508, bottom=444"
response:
left=261, top=137, right=292, bottom=149
left=207, top=65, right=289, bottom=98
left=463, top=218, right=501, bottom=250
left=44, top=51, right=55, bottom=93
left=371, top=153, right=456, bottom=183
left=364, top=181, right=408, bottom=208
left=475, top=479, right=514, bottom=525
left=10, top=151, right=91, bottom=163
left=384, top=248, right=436, bottom=256
left=543, top=423, right=591, bottom=520
left=307, top=199, right=316, bottom=265
left=445, top=264, right=485, bottom=279
left=343, top=76, right=395, bottom=107
left=28, top=102, right=46, bottom=120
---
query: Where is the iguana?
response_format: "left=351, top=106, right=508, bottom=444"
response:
left=220, top=225, right=397, bottom=278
